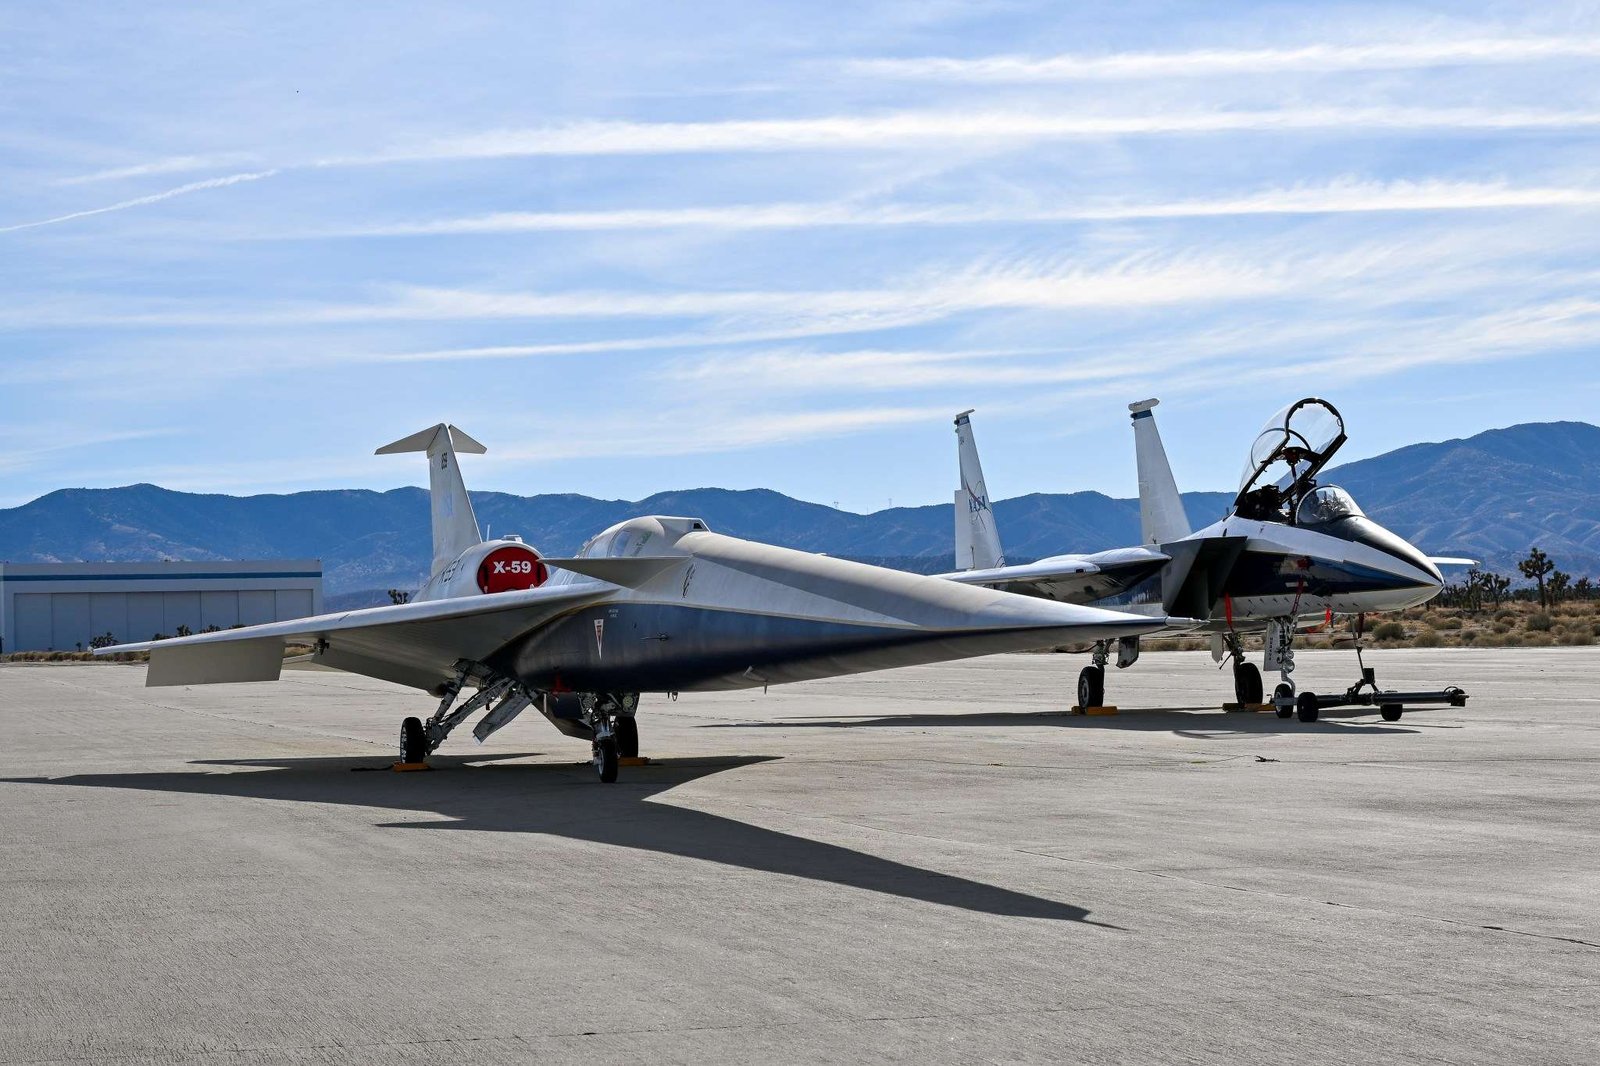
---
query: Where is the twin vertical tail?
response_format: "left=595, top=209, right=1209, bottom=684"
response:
left=1128, top=399, right=1190, bottom=546
left=953, top=410, right=1005, bottom=570
left=376, top=424, right=487, bottom=575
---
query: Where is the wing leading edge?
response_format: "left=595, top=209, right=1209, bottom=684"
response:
left=96, top=583, right=614, bottom=690
left=939, top=546, right=1169, bottom=605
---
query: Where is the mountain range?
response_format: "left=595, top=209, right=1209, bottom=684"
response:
left=4, top=420, right=1597, bottom=607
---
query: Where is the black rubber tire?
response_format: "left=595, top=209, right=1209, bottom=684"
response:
left=1296, top=692, right=1320, bottom=723
left=1273, top=682, right=1294, bottom=703
left=1275, top=704, right=1294, bottom=720
left=595, top=736, right=619, bottom=783
left=399, top=716, right=427, bottom=763
left=1077, top=665, right=1105, bottom=710
left=1233, top=662, right=1263, bottom=706
left=1380, top=704, right=1403, bottom=722
left=614, top=715, right=639, bottom=759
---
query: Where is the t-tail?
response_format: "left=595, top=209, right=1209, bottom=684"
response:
left=376, top=423, right=487, bottom=576
left=953, top=409, right=1005, bottom=570
left=1128, top=399, right=1190, bottom=546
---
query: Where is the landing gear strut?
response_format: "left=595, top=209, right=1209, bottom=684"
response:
left=582, top=692, right=640, bottom=783
left=1265, top=617, right=1297, bottom=713
left=1226, top=633, right=1263, bottom=706
left=1077, top=642, right=1108, bottom=709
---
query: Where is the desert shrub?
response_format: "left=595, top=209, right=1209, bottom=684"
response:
left=1523, top=632, right=1555, bottom=647
left=1527, top=612, right=1555, bottom=632
left=1493, top=622, right=1512, bottom=634
left=1372, top=621, right=1406, bottom=641
left=1501, top=632, right=1523, bottom=647
left=1412, top=629, right=1442, bottom=648
left=1495, top=610, right=1517, bottom=625
left=1434, top=616, right=1463, bottom=631
left=1458, top=629, right=1478, bottom=643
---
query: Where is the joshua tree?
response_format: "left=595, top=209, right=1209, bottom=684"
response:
left=387, top=589, right=412, bottom=605
left=1519, top=547, right=1555, bottom=608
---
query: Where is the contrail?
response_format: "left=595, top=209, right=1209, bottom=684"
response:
left=0, top=170, right=279, bottom=234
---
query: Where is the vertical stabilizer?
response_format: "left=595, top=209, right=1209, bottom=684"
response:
left=1128, top=399, right=1190, bottom=545
left=376, top=424, right=487, bottom=574
left=953, top=410, right=1005, bottom=570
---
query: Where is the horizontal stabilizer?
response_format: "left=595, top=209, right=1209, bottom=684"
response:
left=542, top=555, right=684, bottom=588
left=1428, top=557, right=1478, bottom=567
left=375, top=424, right=487, bottom=455
left=146, top=638, right=284, bottom=687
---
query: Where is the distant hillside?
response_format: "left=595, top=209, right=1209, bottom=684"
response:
left=3, top=421, right=1596, bottom=601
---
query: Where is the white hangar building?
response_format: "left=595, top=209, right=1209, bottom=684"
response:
left=0, top=560, right=322, bottom=653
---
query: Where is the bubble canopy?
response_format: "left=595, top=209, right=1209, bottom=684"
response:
left=1296, top=485, right=1364, bottom=525
left=1233, top=398, right=1348, bottom=518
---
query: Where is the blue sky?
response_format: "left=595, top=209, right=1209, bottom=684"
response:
left=3, top=1, right=1599, bottom=512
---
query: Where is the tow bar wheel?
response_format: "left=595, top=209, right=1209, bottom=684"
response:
left=1296, top=692, right=1320, bottom=723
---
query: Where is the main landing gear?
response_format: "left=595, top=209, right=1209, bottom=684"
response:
left=1077, top=637, right=1139, bottom=709
left=394, top=663, right=643, bottom=783
left=1226, top=633, right=1264, bottom=706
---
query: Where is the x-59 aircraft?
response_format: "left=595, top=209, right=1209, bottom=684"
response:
left=98, top=424, right=1172, bottom=781
left=945, top=400, right=1469, bottom=722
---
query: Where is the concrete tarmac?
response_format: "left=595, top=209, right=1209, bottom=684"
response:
left=1, top=648, right=1596, bottom=1064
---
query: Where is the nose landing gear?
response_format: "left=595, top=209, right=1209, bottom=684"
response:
left=582, top=692, right=641, bottom=782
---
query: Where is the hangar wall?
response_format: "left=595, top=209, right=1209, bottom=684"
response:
left=0, top=561, right=322, bottom=652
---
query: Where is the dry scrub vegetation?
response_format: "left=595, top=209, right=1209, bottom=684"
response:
left=1127, top=599, right=1600, bottom=653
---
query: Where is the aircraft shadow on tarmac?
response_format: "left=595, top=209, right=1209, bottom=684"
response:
left=700, top=709, right=1424, bottom=738
left=3, top=752, right=1108, bottom=926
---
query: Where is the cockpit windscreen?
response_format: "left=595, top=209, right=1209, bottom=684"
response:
left=1295, top=485, right=1364, bottom=525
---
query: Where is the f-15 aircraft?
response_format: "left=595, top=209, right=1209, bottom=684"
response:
left=98, top=424, right=1172, bottom=781
left=945, top=400, right=1468, bottom=721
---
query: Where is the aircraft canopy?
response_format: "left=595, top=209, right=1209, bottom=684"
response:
left=1295, top=484, right=1364, bottom=525
left=1233, top=398, right=1348, bottom=520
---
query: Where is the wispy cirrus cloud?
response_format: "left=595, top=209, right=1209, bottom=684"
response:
left=0, top=170, right=278, bottom=233
left=293, top=179, right=1600, bottom=239
left=22, top=111, right=1600, bottom=237
left=844, top=36, right=1600, bottom=81
left=0, top=225, right=1574, bottom=337
left=335, top=107, right=1600, bottom=167
left=0, top=426, right=182, bottom=474
left=58, top=153, right=258, bottom=185
left=0, top=250, right=1329, bottom=331
left=660, top=295, right=1600, bottom=403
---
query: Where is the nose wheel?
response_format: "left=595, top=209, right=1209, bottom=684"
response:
left=593, top=735, right=619, bottom=783
left=581, top=692, right=640, bottom=782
